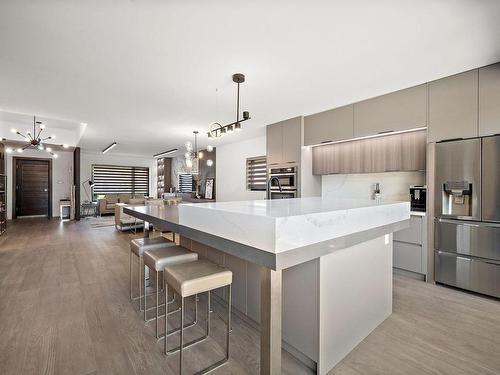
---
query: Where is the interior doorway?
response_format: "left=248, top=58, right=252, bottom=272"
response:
left=13, top=157, right=52, bottom=218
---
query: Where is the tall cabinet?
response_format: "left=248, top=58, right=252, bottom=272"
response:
left=156, top=157, right=172, bottom=198
left=266, top=116, right=302, bottom=166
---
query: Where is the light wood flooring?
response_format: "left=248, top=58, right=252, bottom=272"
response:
left=0, top=218, right=499, bottom=375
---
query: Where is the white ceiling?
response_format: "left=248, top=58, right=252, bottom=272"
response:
left=1, top=0, right=500, bottom=157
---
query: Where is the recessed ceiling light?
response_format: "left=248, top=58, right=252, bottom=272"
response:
left=62, top=144, right=69, bottom=149
left=80, top=122, right=88, bottom=126
left=6, top=147, right=13, bottom=153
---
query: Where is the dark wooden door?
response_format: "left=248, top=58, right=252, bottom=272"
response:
left=15, top=159, right=50, bottom=217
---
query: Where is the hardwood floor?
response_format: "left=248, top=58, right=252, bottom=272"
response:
left=0, top=218, right=499, bottom=375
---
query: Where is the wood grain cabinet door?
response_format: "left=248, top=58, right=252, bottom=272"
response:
left=479, top=63, right=500, bottom=137
left=428, top=70, right=478, bottom=143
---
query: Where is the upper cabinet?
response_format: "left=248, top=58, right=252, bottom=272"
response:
left=312, top=130, right=426, bottom=175
left=266, top=117, right=302, bottom=166
left=428, top=70, right=478, bottom=143
left=304, top=105, right=353, bottom=146
left=479, top=63, right=500, bottom=137
left=353, top=84, right=427, bottom=137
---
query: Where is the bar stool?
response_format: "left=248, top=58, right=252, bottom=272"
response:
left=130, top=236, right=176, bottom=313
left=164, top=259, right=233, bottom=374
left=143, top=246, right=198, bottom=337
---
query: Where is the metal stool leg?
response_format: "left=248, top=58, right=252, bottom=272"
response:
left=138, top=256, right=143, bottom=311
left=164, top=283, right=169, bottom=355
left=179, top=296, right=185, bottom=374
left=156, top=270, right=160, bottom=338
left=226, top=284, right=231, bottom=360
left=144, top=263, right=148, bottom=321
left=207, top=290, right=211, bottom=336
left=129, top=251, right=133, bottom=300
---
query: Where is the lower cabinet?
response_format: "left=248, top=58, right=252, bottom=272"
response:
left=393, top=215, right=427, bottom=277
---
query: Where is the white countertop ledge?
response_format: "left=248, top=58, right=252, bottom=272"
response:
left=178, top=197, right=410, bottom=253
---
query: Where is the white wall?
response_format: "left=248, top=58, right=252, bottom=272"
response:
left=5, top=150, right=74, bottom=219
left=80, top=151, right=156, bottom=202
left=216, top=136, right=267, bottom=202
left=322, top=171, right=425, bottom=201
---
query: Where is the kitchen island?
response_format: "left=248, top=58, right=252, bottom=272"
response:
left=124, top=197, right=409, bottom=374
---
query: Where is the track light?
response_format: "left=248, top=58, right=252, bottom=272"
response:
left=102, top=142, right=117, bottom=154
left=153, top=148, right=178, bottom=158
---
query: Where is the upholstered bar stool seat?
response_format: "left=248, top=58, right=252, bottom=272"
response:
left=165, top=260, right=232, bottom=298
left=143, top=246, right=198, bottom=337
left=131, top=236, right=174, bottom=256
left=164, top=259, right=233, bottom=374
left=129, top=236, right=177, bottom=314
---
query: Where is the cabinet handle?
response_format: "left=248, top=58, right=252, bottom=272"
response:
left=321, top=140, right=333, bottom=144
left=378, top=130, right=395, bottom=135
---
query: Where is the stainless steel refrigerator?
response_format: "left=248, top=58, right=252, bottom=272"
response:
left=434, top=135, right=500, bottom=298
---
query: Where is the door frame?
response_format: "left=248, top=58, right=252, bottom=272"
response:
left=12, top=156, right=53, bottom=219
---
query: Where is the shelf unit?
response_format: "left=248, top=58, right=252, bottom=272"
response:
left=0, top=174, right=6, bottom=236
left=156, top=158, right=172, bottom=198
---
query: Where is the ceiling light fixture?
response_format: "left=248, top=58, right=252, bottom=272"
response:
left=183, top=131, right=199, bottom=174
left=153, top=148, right=178, bottom=158
left=102, top=141, right=117, bottom=154
left=208, top=73, right=251, bottom=138
left=8, top=115, right=60, bottom=157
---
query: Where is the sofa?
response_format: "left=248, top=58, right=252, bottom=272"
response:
left=114, top=198, right=165, bottom=232
left=97, top=194, right=146, bottom=215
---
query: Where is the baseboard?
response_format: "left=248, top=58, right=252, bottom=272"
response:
left=393, top=267, right=426, bottom=281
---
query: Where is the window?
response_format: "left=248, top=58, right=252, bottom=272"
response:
left=246, top=156, right=267, bottom=191
left=92, top=164, right=149, bottom=198
left=178, top=174, right=193, bottom=193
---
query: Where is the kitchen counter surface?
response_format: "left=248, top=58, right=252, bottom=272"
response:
left=178, top=197, right=409, bottom=253
left=125, top=197, right=409, bottom=269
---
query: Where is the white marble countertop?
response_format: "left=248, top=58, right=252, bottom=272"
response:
left=178, top=197, right=410, bottom=253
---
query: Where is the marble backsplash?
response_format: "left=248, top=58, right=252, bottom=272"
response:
left=322, top=171, right=425, bottom=202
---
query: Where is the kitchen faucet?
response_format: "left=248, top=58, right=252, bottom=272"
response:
left=267, top=176, right=283, bottom=199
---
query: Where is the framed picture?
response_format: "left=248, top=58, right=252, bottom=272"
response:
left=205, top=178, right=214, bottom=200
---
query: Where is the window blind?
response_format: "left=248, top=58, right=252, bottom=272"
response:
left=92, top=164, right=149, bottom=197
left=246, top=156, right=267, bottom=191
left=178, top=174, right=193, bottom=193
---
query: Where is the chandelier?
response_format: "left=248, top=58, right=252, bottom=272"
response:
left=9, top=115, right=61, bottom=157
left=184, top=131, right=214, bottom=174
left=207, top=73, right=251, bottom=138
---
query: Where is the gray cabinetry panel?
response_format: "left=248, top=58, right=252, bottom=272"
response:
left=428, top=70, right=478, bottom=143
left=266, top=117, right=302, bottom=166
left=394, top=216, right=422, bottom=244
left=482, top=135, right=500, bottom=222
left=304, top=105, right=353, bottom=146
left=394, top=242, right=422, bottom=273
left=266, top=122, right=283, bottom=166
left=281, top=117, right=302, bottom=164
left=479, top=63, right=500, bottom=137
left=354, top=84, right=427, bottom=137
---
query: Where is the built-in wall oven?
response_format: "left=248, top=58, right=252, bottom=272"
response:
left=434, top=135, right=500, bottom=298
left=268, top=166, right=298, bottom=199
